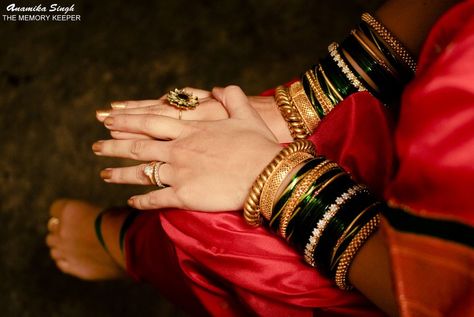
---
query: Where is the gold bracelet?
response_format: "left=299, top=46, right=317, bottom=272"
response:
left=305, top=70, right=334, bottom=115
left=288, top=81, right=321, bottom=133
left=334, top=214, right=380, bottom=290
left=275, top=86, right=310, bottom=139
left=259, top=151, right=314, bottom=221
left=327, top=42, right=368, bottom=92
left=350, top=30, right=399, bottom=79
left=329, top=201, right=379, bottom=269
left=278, top=161, right=340, bottom=238
left=361, top=13, right=416, bottom=73
left=243, top=140, right=315, bottom=226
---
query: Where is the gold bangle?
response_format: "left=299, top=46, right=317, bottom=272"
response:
left=260, top=151, right=314, bottom=221
left=288, top=81, right=321, bottom=133
left=329, top=201, right=379, bottom=268
left=305, top=70, right=334, bottom=115
left=334, top=214, right=380, bottom=290
left=243, top=140, right=315, bottom=226
left=341, top=47, right=381, bottom=94
left=327, top=42, right=368, bottom=92
left=275, top=86, right=310, bottom=139
left=350, top=30, right=399, bottom=79
left=361, top=13, right=416, bottom=73
left=278, top=161, right=340, bottom=238
left=318, top=64, right=344, bottom=102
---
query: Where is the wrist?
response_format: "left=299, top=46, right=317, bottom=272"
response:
left=249, top=96, right=293, bottom=143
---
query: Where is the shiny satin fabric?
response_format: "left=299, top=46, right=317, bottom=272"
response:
left=382, top=1, right=474, bottom=315
left=125, top=1, right=474, bottom=316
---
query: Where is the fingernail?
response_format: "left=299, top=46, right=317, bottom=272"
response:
left=92, top=141, right=103, bottom=153
left=104, top=117, right=114, bottom=127
left=110, top=101, right=127, bottom=109
left=100, top=168, right=112, bottom=181
left=127, top=197, right=135, bottom=206
left=96, top=110, right=111, bottom=121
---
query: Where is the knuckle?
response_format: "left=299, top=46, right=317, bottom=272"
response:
left=130, top=140, right=146, bottom=157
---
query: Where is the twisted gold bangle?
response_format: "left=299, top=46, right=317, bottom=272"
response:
left=259, top=151, right=314, bottom=221
left=243, top=140, right=316, bottom=226
left=361, top=13, right=416, bottom=73
left=289, top=81, right=321, bottom=133
left=275, top=86, right=310, bottom=139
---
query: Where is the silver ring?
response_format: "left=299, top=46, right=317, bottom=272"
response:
left=153, top=161, right=166, bottom=189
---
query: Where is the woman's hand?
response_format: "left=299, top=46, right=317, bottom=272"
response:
left=98, top=87, right=292, bottom=143
left=93, top=86, right=282, bottom=211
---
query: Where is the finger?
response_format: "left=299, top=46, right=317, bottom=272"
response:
left=103, top=114, right=186, bottom=140
left=110, top=130, right=153, bottom=140
left=93, top=139, right=172, bottom=162
left=100, top=162, right=174, bottom=186
left=212, top=85, right=253, bottom=119
left=110, top=88, right=211, bottom=109
left=110, top=99, right=160, bottom=109
left=127, top=187, right=182, bottom=210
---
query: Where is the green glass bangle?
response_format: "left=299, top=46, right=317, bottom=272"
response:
left=359, top=22, right=414, bottom=81
left=95, top=209, right=110, bottom=254
left=342, top=35, right=401, bottom=102
left=314, top=65, right=339, bottom=105
left=328, top=202, right=381, bottom=277
left=270, top=157, right=326, bottom=227
left=286, top=169, right=346, bottom=243
left=119, top=210, right=139, bottom=254
left=288, top=171, right=351, bottom=248
left=320, top=55, right=357, bottom=98
left=314, top=189, right=376, bottom=275
left=301, top=73, right=326, bottom=118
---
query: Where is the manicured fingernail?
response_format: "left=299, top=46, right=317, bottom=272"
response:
left=92, top=141, right=103, bottom=153
left=104, top=117, right=114, bottom=127
left=96, top=110, right=111, bottom=121
left=110, top=101, right=126, bottom=109
left=127, top=197, right=136, bottom=206
left=100, top=168, right=112, bottom=181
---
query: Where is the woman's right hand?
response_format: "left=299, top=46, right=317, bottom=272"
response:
left=97, top=87, right=292, bottom=143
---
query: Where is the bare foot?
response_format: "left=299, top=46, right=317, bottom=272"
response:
left=46, top=199, right=127, bottom=280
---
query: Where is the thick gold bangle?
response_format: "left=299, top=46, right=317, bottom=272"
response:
left=278, top=161, right=340, bottom=238
left=334, top=214, right=380, bottom=290
left=305, top=70, right=334, bottom=116
left=243, top=140, right=315, bottom=226
left=327, top=42, right=368, bottom=93
left=288, top=81, right=321, bottom=133
left=361, top=13, right=416, bottom=73
left=275, top=86, right=310, bottom=139
left=260, top=151, right=314, bottom=221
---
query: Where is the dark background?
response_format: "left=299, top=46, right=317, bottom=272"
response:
left=0, top=0, right=382, bottom=315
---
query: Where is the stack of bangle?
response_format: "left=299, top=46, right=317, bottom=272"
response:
left=244, top=142, right=382, bottom=290
left=275, top=12, right=416, bottom=138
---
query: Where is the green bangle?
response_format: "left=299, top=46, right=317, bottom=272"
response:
left=95, top=209, right=110, bottom=254
left=119, top=210, right=139, bottom=254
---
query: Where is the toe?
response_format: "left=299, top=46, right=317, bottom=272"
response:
left=45, top=234, right=59, bottom=248
left=50, top=199, right=70, bottom=217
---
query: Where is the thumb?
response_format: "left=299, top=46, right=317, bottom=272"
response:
left=212, top=85, right=253, bottom=119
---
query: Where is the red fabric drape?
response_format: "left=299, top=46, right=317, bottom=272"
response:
left=125, top=1, right=474, bottom=316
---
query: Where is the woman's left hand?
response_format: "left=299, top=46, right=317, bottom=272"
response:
left=93, top=85, right=282, bottom=211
